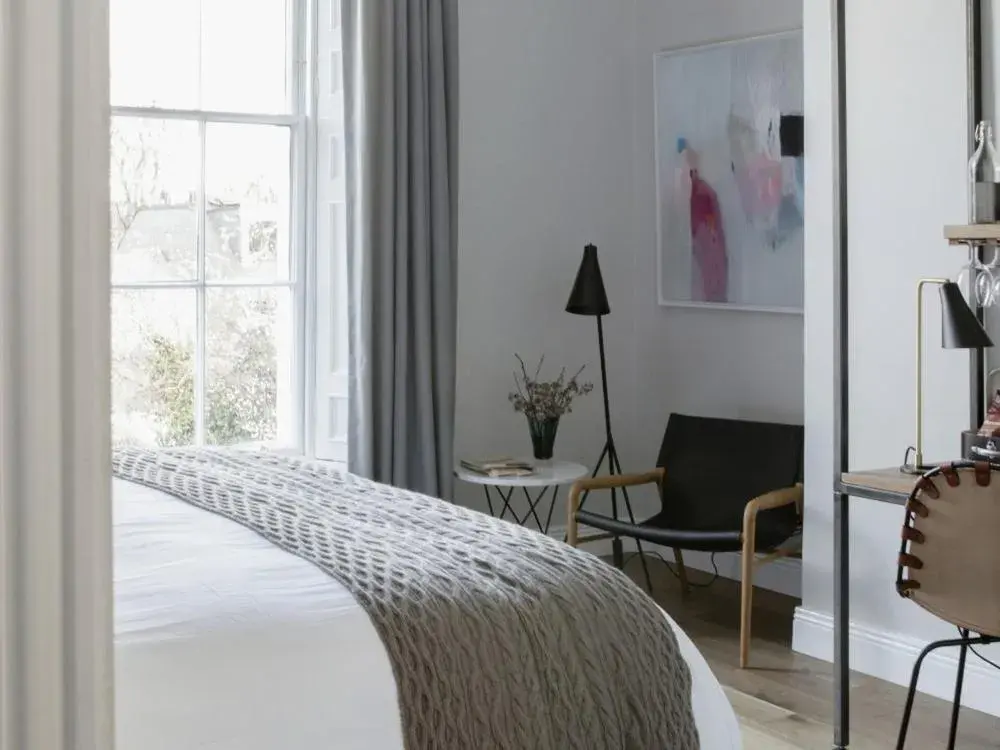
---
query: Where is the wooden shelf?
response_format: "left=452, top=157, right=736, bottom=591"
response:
left=839, top=468, right=915, bottom=503
left=945, top=224, right=1000, bottom=244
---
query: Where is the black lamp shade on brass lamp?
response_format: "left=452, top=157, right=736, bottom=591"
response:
left=940, top=282, right=993, bottom=349
left=566, top=244, right=610, bottom=316
left=905, top=279, right=994, bottom=474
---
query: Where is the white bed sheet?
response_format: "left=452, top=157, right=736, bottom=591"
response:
left=113, top=478, right=741, bottom=749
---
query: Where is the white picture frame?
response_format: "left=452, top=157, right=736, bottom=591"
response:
left=654, top=30, right=804, bottom=314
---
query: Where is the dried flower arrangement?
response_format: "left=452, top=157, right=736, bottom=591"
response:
left=508, top=354, right=594, bottom=423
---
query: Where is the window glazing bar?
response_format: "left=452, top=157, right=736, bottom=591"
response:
left=111, top=105, right=299, bottom=127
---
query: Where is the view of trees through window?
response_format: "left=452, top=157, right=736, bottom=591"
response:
left=110, top=0, right=298, bottom=449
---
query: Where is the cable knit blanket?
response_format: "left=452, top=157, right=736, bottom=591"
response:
left=112, top=447, right=699, bottom=749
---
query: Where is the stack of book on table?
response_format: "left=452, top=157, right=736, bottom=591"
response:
left=460, top=457, right=535, bottom=478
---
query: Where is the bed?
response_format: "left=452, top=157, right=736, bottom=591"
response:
left=113, top=459, right=742, bottom=749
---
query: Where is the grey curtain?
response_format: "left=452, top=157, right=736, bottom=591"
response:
left=342, top=0, right=459, bottom=497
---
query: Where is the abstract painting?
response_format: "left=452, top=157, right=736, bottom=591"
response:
left=655, top=31, right=803, bottom=312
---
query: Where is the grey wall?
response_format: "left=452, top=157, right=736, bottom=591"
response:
left=456, top=0, right=803, bottom=526
left=455, top=0, right=637, bottom=520
left=625, top=0, right=805, bottom=508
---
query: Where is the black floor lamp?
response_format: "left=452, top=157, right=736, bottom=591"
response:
left=566, top=244, right=651, bottom=583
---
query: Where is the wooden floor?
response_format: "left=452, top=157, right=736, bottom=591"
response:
left=620, top=556, right=1000, bottom=750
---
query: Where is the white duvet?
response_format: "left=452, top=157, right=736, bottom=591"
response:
left=113, top=478, right=742, bottom=749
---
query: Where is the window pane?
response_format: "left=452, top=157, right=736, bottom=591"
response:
left=205, top=287, right=293, bottom=446
left=111, top=0, right=289, bottom=113
left=111, top=0, right=201, bottom=109
left=205, top=124, right=291, bottom=281
left=111, top=117, right=200, bottom=283
left=201, top=0, right=290, bottom=113
left=112, top=290, right=196, bottom=448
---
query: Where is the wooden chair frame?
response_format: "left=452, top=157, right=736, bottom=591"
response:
left=567, top=469, right=803, bottom=668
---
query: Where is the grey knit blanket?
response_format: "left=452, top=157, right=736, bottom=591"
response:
left=112, top=447, right=700, bottom=749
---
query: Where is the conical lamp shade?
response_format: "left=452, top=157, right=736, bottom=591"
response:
left=566, top=244, right=610, bottom=316
left=940, top=282, right=993, bottom=349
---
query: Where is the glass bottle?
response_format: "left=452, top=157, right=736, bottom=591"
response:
left=970, top=120, right=1000, bottom=223
left=970, top=121, right=985, bottom=222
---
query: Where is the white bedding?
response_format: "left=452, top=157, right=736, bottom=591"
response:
left=113, top=478, right=741, bottom=749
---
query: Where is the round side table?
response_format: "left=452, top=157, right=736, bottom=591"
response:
left=455, top=460, right=589, bottom=535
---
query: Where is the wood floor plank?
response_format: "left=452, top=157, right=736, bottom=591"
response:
left=739, top=722, right=805, bottom=750
left=617, top=556, right=1000, bottom=750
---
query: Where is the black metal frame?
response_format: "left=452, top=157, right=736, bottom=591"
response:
left=482, top=484, right=562, bottom=535
left=833, top=1, right=850, bottom=746
left=968, top=0, right=987, bottom=431
left=896, top=630, right=999, bottom=750
left=832, top=2, right=986, bottom=748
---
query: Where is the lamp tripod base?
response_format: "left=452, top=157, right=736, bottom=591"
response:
left=577, top=439, right=653, bottom=593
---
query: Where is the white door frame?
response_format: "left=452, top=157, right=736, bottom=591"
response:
left=0, top=1, right=114, bottom=749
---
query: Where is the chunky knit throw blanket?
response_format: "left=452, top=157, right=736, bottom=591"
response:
left=113, top=447, right=700, bottom=749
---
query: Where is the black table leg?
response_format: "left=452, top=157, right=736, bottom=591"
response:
left=521, top=486, right=547, bottom=530
left=494, top=486, right=520, bottom=523
left=485, top=483, right=571, bottom=535
left=834, top=490, right=850, bottom=749
left=543, top=486, right=560, bottom=536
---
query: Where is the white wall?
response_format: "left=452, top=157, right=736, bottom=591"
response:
left=455, top=0, right=637, bottom=515
left=797, top=0, right=1000, bottom=716
left=457, top=0, right=805, bottom=542
left=625, top=0, right=804, bottom=499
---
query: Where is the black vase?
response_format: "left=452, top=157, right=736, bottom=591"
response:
left=527, top=417, right=559, bottom=461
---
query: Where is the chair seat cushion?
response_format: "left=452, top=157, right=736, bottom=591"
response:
left=575, top=508, right=795, bottom=553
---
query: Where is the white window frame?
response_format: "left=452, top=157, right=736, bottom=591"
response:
left=109, top=0, right=313, bottom=452
left=311, top=0, right=349, bottom=464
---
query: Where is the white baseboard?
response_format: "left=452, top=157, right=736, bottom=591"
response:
left=548, top=525, right=802, bottom=598
left=793, top=607, right=1000, bottom=718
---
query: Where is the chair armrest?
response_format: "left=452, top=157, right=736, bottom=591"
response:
left=568, top=469, right=664, bottom=510
left=742, top=485, right=803, bottom=546
left=565, top=469, right=663, bottom=547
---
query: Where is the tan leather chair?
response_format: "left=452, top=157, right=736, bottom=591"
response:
left=895, top=462, right=1000, bottom=750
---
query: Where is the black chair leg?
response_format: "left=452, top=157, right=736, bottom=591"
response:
left=897, top=633, right=988, bottom=750
left=897, top=636, right=967, bottom=750
left=897, top=659, right=920, bottom=750
left=947, top=629, right=970, bottom=750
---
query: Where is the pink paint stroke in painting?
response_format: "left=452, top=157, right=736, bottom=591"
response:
left=679, top=143, right=728, bottom=302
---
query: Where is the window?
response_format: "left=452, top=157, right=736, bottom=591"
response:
left=110, top=0, right=307, bottom=450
